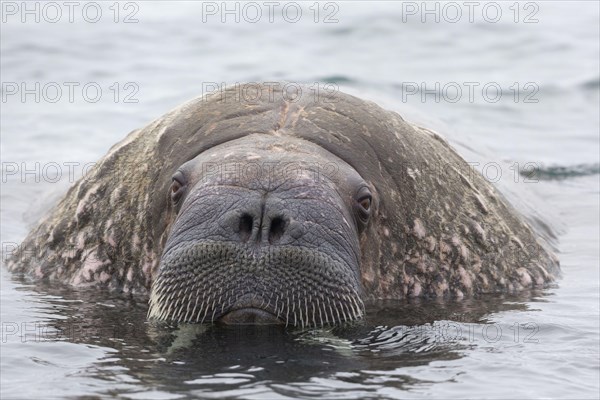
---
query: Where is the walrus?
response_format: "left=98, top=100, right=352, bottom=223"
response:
left=6, top=83, right=560, bottom=327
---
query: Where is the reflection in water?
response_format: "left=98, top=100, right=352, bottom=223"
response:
left=4, top=274, right=550, bottom=398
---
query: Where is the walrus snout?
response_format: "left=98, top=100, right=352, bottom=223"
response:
left=147, top=135, right=369, bottom=328
left=148, top=241, right=365, bottom=327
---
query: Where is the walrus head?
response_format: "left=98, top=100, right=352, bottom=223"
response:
left=148, top=135, right=372, bottom=327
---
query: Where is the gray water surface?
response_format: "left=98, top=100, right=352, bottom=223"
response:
left=1, top=2, right=599, bottom=399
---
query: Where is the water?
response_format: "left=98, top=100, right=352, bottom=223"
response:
left=1, top=1, right=599, bottom=399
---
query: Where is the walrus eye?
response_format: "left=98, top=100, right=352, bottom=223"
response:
left=359, top=197, right=371, bottom=211
left=354, top=187, right=373, bottom=229
left=170, top=171, right=187, bottom=203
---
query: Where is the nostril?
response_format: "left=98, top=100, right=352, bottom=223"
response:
left=239, top=214, right=253, bottom=242
left=269, top=217, right=286, bottom=244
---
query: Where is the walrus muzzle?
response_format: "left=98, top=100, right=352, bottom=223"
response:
left=148, top=241, right=364, bottom=328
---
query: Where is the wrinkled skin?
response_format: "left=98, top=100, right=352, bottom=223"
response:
left=6, top=83, right=560, bottom=327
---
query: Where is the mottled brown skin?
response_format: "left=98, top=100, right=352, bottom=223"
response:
left=6, top=83, right=560, bottom=317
